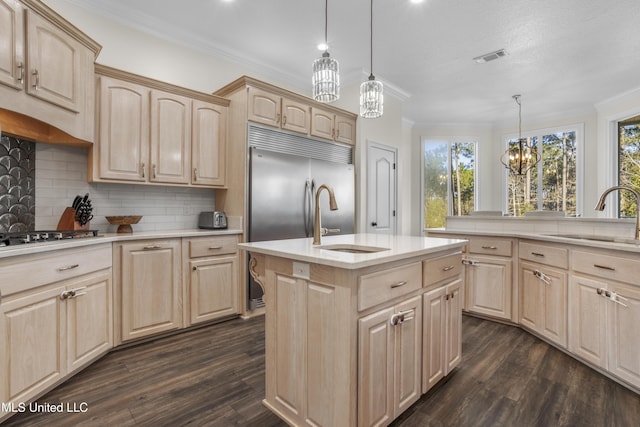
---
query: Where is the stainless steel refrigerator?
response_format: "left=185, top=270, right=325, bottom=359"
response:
left=248, top=147, right=355, bottom=309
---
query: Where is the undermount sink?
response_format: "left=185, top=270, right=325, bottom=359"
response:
left=546, top=234, right=640, bottom=246
left=318, top=244, right=390, bottom=254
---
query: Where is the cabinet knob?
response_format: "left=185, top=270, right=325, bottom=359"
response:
left=192, top=266, right=197, bottom=271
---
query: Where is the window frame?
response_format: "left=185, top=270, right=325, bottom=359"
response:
left=421, top=137, right=478, bottom=230
left=501, top=123, right=584, bottom=216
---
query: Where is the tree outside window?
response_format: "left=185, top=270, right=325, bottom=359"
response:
left=505, top=129, right=578, bottom=216
left=423, top=140, right=476, bottom=228
left=618, top=116, right=640, bottom=218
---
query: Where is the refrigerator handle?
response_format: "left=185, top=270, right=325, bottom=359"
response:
left=304, top=179, right=312, bottom=237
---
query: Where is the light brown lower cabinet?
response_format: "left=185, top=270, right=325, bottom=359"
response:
left=115, top=239, right=182, bottom=343
left=464, top=254, right=513, bottom=320
left=422, top=278, right=462, bottom=393
left=184, top=235, right=239, bottom=325
left=0, top=269, right=112, bottom=420
left=358, top=295, right=423, bottom=426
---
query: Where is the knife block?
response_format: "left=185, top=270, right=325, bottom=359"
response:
left=56, top=207, right=90, bottom=231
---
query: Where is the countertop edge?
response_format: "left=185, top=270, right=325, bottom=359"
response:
left=0, top=229, right=243, bottom=259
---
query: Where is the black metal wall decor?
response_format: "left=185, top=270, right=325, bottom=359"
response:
left=0, top=134, right=36, bottom=232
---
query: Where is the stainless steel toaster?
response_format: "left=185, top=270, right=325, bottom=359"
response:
left=198, top=211, right=227, bottom=229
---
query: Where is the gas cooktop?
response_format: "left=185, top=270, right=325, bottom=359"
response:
left=0, top=230, right=100, bottom=247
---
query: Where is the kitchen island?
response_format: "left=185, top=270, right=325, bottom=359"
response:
left=239, top=234, right=467, bottom=427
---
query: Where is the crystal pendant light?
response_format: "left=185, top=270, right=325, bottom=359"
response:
left=499, top=95, right=539, bottom=175
left=360, top=0, right=383, bottom=118
left=312, top=0, right=339, bottom=103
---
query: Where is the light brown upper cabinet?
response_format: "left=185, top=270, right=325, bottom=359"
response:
left=91, top=65, right=229, bottom=188
left=0, top=0, right=101, bottom=143
left=311, top=107, right=356, bottom=145
left=248, top=86, right=310, bottom=135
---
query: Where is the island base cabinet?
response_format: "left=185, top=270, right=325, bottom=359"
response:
left=264, top=267, right=355, bottom=427
left=358, top=295, right=422, bottom=427
left=422, top=279, right=462, bottom=394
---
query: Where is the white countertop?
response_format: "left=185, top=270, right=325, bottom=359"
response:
left=238, top=233, right=467, bottom=269
left=427, top=229, right=640, bottom=253
left=0, top=228, right=242, bottom=259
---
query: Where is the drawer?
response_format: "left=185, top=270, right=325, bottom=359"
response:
left=0, top=243, right=112, bottom=296
left=188, top=235, right=237, bottom=258
left=572, top=249, right=639, bottom=285
left=358, top=262, right=422, bottom=311
left=519, top=241, right=568, bottom=269
left=423, top=252, right=462, bottom=287
left=468, top=237, right=512, bottom=257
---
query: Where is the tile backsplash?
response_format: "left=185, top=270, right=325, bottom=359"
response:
left=0, top=135, right=36, bottom=232
left=35, top=144, right=216, bottom=233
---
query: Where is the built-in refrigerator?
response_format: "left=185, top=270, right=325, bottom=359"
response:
left=247, top=127, right=355, bottom=309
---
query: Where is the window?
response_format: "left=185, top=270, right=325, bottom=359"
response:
left=423, top=140, right=476, bottom=228
left=617, top=115, right=640, bottom=218
left=504, top=125, right=581, bottom=217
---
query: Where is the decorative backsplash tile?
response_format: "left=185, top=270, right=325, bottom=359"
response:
left=0, top=134, right=36, bottom=232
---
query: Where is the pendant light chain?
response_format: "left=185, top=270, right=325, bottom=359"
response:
left=369, top=0, right=373, bottom=78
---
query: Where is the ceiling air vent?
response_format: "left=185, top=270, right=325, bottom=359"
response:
left=473, top=49, right=507, bottom=63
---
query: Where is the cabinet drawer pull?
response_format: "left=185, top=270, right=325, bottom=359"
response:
left=208, top=246, right=223, bottom=250
left=193, top=168, right=198, bottom=181
left=481, top=245, right=497, bottom=250
left=441, top=265, right=455, bottom=272
left=57, top=264, right=79, bottom=272
left=152, top=164, right=157, bottom=179
left=140, top=162, right=145, bottom=178
left=462, top=259, right=478, bottom=266
left=531, top=252, right=545, bottom=257
left=390, top=309, right=414, bottom=325
left=282, top=115, right=287, bottom=125
left=143, top=245, right=163, bottom=250
left=594, top=264, right=615, bottom=271
left=390, top=281, right=407, bottom=288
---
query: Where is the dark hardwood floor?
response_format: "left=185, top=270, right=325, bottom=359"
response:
left=3, top=315, right=640, bottom=426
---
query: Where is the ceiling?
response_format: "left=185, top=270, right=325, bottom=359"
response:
left=64, top=0, right=640, bottom=126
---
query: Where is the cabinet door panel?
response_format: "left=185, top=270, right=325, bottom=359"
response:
left=67, top=271, right=112, bottom=371
left=25, top=10, right=81, bottom=112
left=192, top=100, right=226, bottom=186
left=282, top=98, right=309, bottom=134
left=0, top=0, right=24, bottom=90
left=540, top=267, right=567, bottom=347
left=335, top=114, right=356, bottom=145
left=358, top=306, right=394, bottom=427
left=189, top=257, right=237, bottom=324
left=97, top=76, right=149, bottom=181
left=519, top=263, right=540, bottom=331
left=248, top=87, right=280, bottom=127
left=608, top=282, right=640, bottom=388
left=395, top=296, right=422, bottom=416
left=446, top=280, right=463, bottom=372
left=568, top=275, right=607, bottom=368
left=310, top=107, right=334, bottom=140
left=466, top=255, right=512, bottom=320
left=150, top=91, right=191, bottom=184
left=1, top=286, right=64, bottom=404
left=120, top=241, right=181, bottom=341
left=422, top=286, right=446, bottom=393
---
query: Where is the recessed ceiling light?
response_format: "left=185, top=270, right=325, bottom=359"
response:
left=410, top=0, right=425, bottom=4
left=472, top=48, right=507, bottom=63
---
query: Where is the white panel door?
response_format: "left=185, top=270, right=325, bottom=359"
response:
left=366, top=141, right=397, bottom=234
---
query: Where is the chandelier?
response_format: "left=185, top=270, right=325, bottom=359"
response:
left=360, top=0, right=383, bottom=118
left=312, top=0, right=339, bottom=103
left=499, top=95, right=539, bottom=175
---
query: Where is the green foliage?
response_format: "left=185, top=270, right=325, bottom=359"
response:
left=619, top=121, right=640, bottom=217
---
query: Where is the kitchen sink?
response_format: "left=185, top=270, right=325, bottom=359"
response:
left=545, top=234, right=640, bottom=246
left=318, top=244, right=390, bottom=253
